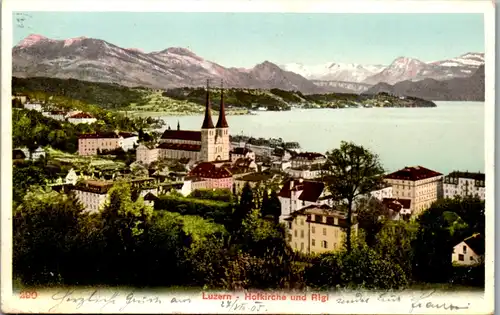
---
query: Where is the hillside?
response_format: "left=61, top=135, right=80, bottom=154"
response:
left=364, top=66, right=485, bottom=101
left=13, top=77, right=436, bottom=116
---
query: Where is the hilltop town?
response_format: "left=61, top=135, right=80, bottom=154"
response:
left=12, top=85, right=484, bottom=290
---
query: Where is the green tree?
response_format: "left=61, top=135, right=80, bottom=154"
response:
left=323, top=141, right=385, bottom=253
left=233, top=182, right=254, bottom=228
left=13, top=189, right=85, bottom=285
left=355, top=196, right=391, bottom=247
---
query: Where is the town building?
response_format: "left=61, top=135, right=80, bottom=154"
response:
left=290, top=152, right=326, bottom=169
left=78, top=131, right=138, bottom=156
left=382, top=198, right=412, bottom=220
left=24, top=102, right=43, bottom=112
left=42, top=110, right=66, bottom=121
left=72, top=180, right=114, bottom=213
left=157, top=81, right=230, bottom=163
left=285, top=204, right=357, bottom=254
left=452, top=233, right=484, bottom=266
left=384, top=166, right=443, bottom=216
left=14, top=146, right=46, bottom=161
left=12, top=94, right=28, bottom=104
left=136, top=144, right=160, bottom=166
left=278, top=179, right=333, bottom=222
left=230, top=147, right=256, bottom=162
left=443, top=171, right=485, bottom=201
left=369, top=184, right=393, bottom=201
left=285, top=164, right=325, bottom=180
left=186, top=161, right=233, bottom=190
left=67, top=112, right=97, bottom=124
left=233, top=171, right=278, bottom=193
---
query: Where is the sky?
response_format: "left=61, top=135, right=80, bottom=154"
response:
left=12, top=12, right=485, bottom=68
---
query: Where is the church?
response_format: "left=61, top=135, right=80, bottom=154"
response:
left=156, top=81, right=230, bottom=163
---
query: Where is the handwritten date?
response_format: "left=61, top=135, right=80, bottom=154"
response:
left=221, top=298, right=266, bottom=312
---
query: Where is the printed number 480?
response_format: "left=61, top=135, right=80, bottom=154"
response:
left=19, top=291, right=38, bottom=299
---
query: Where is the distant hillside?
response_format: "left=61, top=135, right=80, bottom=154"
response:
left=364, top=66, right=485, bottom=101
left=13, top=77, right=437, bottom=115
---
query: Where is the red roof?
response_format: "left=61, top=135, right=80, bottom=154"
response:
left=278, top=179, right=326, bottom=202
left=382, top=198, right=412, bottom=211
left=189, top=162, right=232, bottom=179
left=292, top=152, right=325, bottom=161
left=78, top=132, right=120, bottom=139
left=69, top=112, right=94, bottom=119
left=157, top=143, right=201, bottom=152
left=385, top=166, right=442, bottom=181
left=161, top=130, right=202, bottom=142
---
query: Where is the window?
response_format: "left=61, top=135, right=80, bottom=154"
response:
left=470, top=256, right=474, bottom=261
left=463, top=246, right=467, bottom=254
left=458, top=254, right=464, bottom=261
left=300, top=242, right=304, bottom=250
left=294, top=230, right=297, bottom=237
left=288, top=222, right=292, bottom=229
left=315, top=215, right=323, bottom=223
left=321, top=240, right=328, bottom=248
left=300, top=219, right=304, bottom=226
left=300, top=230, right=304, bottom=238
left=312, top=239, right=316, bottom=246
left=311, top=226, right=315, bottom=234
left=323, top=228, right=327, bottom=236
left=326, top=217, right=334, bottom=225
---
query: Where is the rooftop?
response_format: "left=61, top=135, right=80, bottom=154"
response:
left=291, top=152, right=326, bottom=161
left=385, top=166, right=442, bottom=181
left=157, top=143, right=201, bottom=152
left=161, top=129, right=202, bottom=142
left=462, top=233, right=485, bottom=256
left=68, top=112, right=95, bottom=119
left=189, top=162, right=232, bottom=179
left=278, top=179, right=325, bottom=202
left=446, top=171, right=485, bottom=181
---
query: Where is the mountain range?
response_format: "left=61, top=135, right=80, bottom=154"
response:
left=364, top=65, right=485, bottom=101
left=12, top=34, right=485, bottom=100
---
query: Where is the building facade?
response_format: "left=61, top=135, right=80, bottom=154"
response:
left=290, top=152, right=326, bottom=169
left=277, top=179, right=333, bottom=222
left=67, top=112, right=97, bottom=124
left=78, top=131, right=137, bottom=156
left=285, top=205, right=357, bottom=254
left=187, top=161, right=233, bottom=190
left=452, top=234, right=484, bottom=266
left=136, top=144, right=160, bottom=165
left=384, top=166, right=443, bottom=216
left=230, top=147, right=256, bottom=162
left=443, top=171, right=485, bottom=201
left=72, top=180, right=114, bottom=213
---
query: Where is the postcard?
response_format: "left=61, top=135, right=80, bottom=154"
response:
left=1, top=0, right=495, bottom=314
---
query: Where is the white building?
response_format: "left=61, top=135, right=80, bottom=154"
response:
left=230, top=147, right=256, bottom=162
left=290, top=152, right=326, bottom=169
left=31, top=147, right=46, bottom=160
left=24, top=102, right=43, bottom=112
left=119, top=132, right=139, bottom=151
left=369, top=185, right=393, bottom=201
left=67, top=112, right=97, bottom=124
left=443, top=171, right=485, bottom=201
left=384, top=166, right=443, bottom=216
left=42, top=111, right=66, bottom=121
left=277, top=178, right=333, bottom=222
left=136, top=144, right=160, bottom=165
left=452, top=233, right=484, bottom=266
left=65, top=168, right=80, bottom=185
left=72, top=180, right=113, bottom=213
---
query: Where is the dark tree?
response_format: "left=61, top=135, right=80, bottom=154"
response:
left=268, top=191, right=282, bottom=224
left=323, top=141, right=385, bottom=253
left=260, top=190, right=270, bottom=217
left=233, top=183, right=254, bottom=228
left=355, top=197, right=391, bottom=247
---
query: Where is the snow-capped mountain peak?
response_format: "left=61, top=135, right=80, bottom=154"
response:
left=17, top=34, right=53, bottom=48
left=63, top=36, right=88, bottom=47
left=281, top=61, right=387, bottom=82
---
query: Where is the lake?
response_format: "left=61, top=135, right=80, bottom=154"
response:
left=158, top=101, right=485, bottom=174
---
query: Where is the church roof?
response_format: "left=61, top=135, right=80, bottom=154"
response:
left=189, top=162, right=232, bottom=179
left=201, top=80, right=215, bottom=129
left=157, top=143, right=201, bottom=152
left=160, top=130, right=202, bottom=142
left=216, top=82, right=228, bottom=128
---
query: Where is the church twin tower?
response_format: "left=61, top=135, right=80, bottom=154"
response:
left=200, top=80, right=230, bottom=162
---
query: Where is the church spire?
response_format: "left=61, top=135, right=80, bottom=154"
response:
left=201, top=79, right=215, bottom=129
left=216, top=79, right=229, bottom=128
left=177, top=120, right=180, bottom=130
